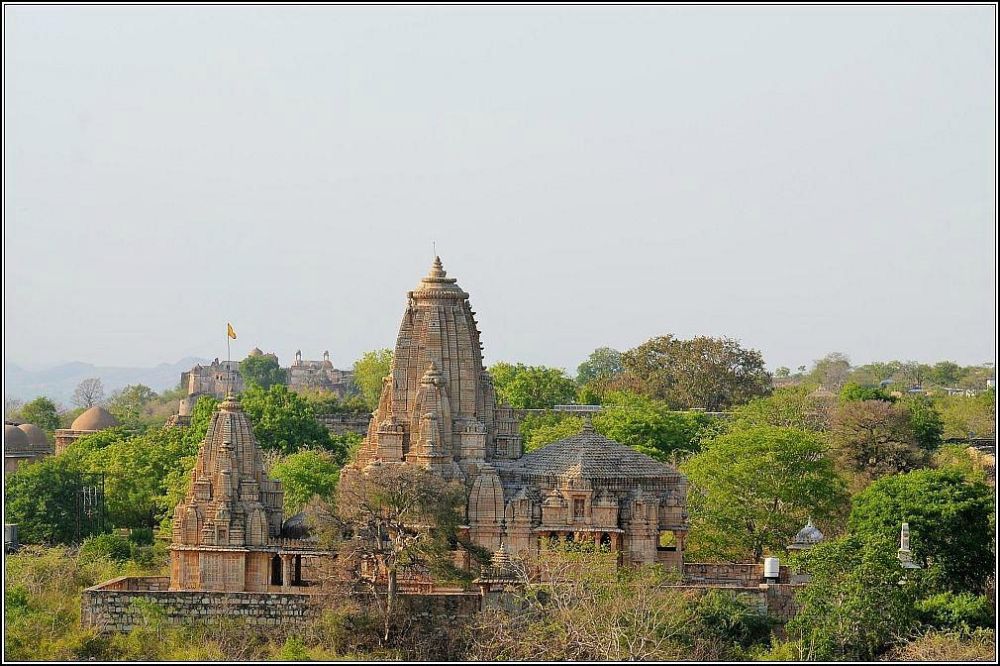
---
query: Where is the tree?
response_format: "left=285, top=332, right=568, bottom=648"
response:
left=808, top=353, right=852, bottom=391
left=270, top=449, right=342, bottom=516
left=848, top=469, right=994, bottom=594
left=330, top=464, right=474, bottom=644
left=682, top=425, right=848, bottom=562
left=469, top=545, right=693, bottom=661
left=489, top=362, right=578, bottom=409
left=848, top=360, right=902, bottom=387
left=18, top=397, right=61, bottom=432
left=3, top=453, right=94, bottom=544
left=591, top=391, right=712, bottom=461
left=72, top=378, right=105, bottom=409
left=239, top=384, right=344, bottom=458
left=620, top=335, right=771, bottom=410
left=928, top=361, right=963, bottom=388
left=519, top=412, right=585, bottom=452
left=576, top=347, right=624, bottom=385
left=839, top=382, right=894, bottom=403
left=106, top=384, right=157, bottom=426
left=935, top=389, right=995, bottom=439
left=897, top=361, right=931, bottom=388
left=729, top=385, right=832, bottom=432
left=785, top=535, right=920, bottom=661
left=901, top=395, right=944, bottom=451
left=352, top=349, right=393, bottom=410
left=239, top=353, right=287, bottom=390
left=774, top=366, right=791, bottom=378
left=4, top=397, right=25, bottom=420
left=830, top=400, right=926, bottom=484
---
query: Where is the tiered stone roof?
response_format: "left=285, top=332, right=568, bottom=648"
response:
left=171, top=393, right=283, bottom=549
left=498, top=423, right=681, bottom=481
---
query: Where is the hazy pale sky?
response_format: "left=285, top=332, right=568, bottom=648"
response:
left=4, top=5, right=996, bottom=375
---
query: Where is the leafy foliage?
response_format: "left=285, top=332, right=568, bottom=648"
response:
left=17, top=396, right=61, bottom=432
left=575, top=346, right=624, bottom=385
left=592, top=391, right=712, bottom=461
left=785, top=535, right=920, bottom=661
left=729, top=385, right=832, bottom=432
left=830, top=399, right=927, bottom=484
left=489, top=362, right=578, bottom=409
left=839, top=382, right=894, bottom=403
left=848, top=469, right=994, bottom=594
left=239, top=353, right=287, bottom=389
left=352, top=349, right=393, bottom=410
left=239, top=384, right=344, bottom=458
left=270, top=449, right=342, bottom=516
left=914, top=592, right=995, bottom=632
left=683, top=425, right=848, bottom=562
left=621, top=334, right=771, bottom=410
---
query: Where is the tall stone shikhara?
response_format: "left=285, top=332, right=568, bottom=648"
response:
left=353, top=256, right=522, bottom=476
left=346, top=257, right=689, bottom=567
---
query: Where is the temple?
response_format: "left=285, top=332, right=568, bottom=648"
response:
left=169, top=392, right=327, bottom=592
left=342, top=257, right=688, bottom=568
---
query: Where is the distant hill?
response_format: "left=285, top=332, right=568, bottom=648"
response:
left=4, top=357, right=209, bottom=406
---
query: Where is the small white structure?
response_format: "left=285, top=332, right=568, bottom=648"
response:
left=788, top=518, right=825, bottom=551
left=763, top=557, right=780, bottom=580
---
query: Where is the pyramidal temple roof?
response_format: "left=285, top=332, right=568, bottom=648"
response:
left=498, top=423, right=679, bottom=480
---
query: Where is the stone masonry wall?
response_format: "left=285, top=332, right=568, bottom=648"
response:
left=683, top=562, right=791, bottom=586
left=82, top=576, right=483, bottom=634
left=315, top=414, right=371, bottom=436
left=82, top=580, right=325, bottom=633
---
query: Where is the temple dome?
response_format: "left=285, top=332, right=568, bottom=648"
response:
left=499, top=423, right=682, bottom=481
left=71, top=406, right=119, bottom=431
left=17, top=423, right=49, bottom=448
left=4, top=424, right=31, bottom=453
left=248, top=347, right=264, bottom=357
left=792, top=518, right=824, bottom=545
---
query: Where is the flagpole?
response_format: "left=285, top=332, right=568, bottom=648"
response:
left=226, top=324, right=232, bottom=395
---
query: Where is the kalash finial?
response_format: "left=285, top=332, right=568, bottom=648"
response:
left=429, top=255, right=446, bottom=278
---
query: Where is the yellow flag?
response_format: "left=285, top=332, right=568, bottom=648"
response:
left=227, top=323, right=237, bottom=340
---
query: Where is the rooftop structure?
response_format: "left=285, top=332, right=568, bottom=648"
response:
left=54, top=406, right=120, bottom=454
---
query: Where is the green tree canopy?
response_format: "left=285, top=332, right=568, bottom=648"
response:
left=786, top=535, right=920, bottom=661
left=901, top=395, right=944, bottom=451
left=575, top=346, right=624, bottom=385
left=106, top=384, right=158, bottom=427
left=489, top=362, right=577, bottom=409
left=728, top=385, right=832, bottom=432
left=239, top=353, right=287, bottom=390
left=848, top=469, right=994, bottom=594
left=839, top=382, right=895, bottom=403
left=17, top=396, right=61, bottom=433
left=682, top=425, right=848, bottom=562
left=591, top=391, right=712, bottom=461
left=270, top=449, right=342, bottom=516
left=239, top=384, right=344, bottom=458
left=620, top=335, right=771, bottom=410
left=808, top=352, right=852, bottom=391
left=352, top=348, right=393, bottom=410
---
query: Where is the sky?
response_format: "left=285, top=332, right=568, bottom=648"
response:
left=3, top=5, right=996, bottom=376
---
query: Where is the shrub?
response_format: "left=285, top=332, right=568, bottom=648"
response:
left=915, top=592, right=994, bottom=632
left=79, top=533, right=133, bottom=563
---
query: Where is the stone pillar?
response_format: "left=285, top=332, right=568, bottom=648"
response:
left=281, top=554, right=292, bottom=592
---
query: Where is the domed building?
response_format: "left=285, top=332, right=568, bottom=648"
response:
left=55, top=406, right=120, bottom=453
left=342, top=257, right=689, bottom=569
left=4, top=421, right=53, bottom=476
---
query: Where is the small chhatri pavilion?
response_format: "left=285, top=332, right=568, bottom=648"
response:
left=169, top=392, right=326, bottom=592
